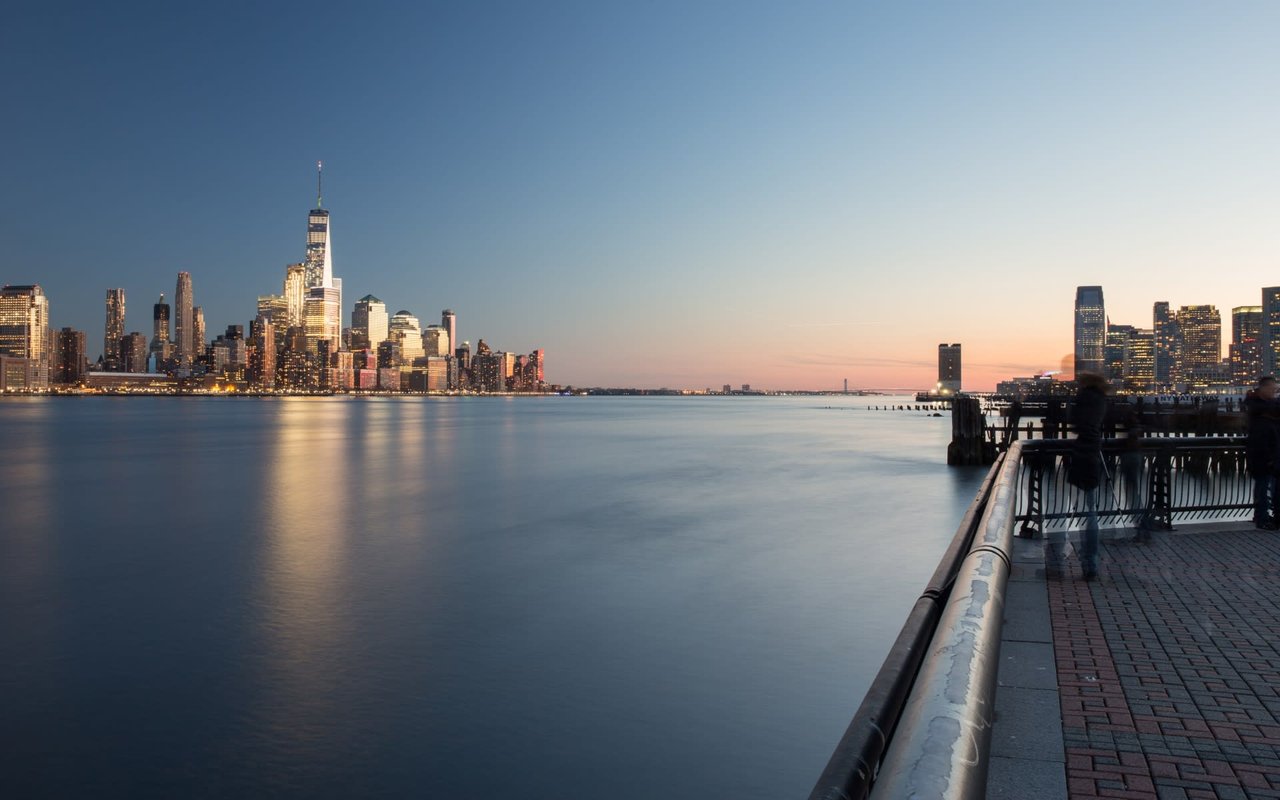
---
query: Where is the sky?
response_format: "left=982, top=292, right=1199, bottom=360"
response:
left=3, top=1, right=1280, bottom=391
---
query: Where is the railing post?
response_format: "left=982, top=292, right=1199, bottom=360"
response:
left=1018, top=454, right=1043, bottom=538
left=1148, top=443, right=1174, bottom=531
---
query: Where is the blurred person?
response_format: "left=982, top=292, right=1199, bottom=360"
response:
left=1245, top=376, right=1280, bottom=530
left=1049, top=372, right=1108, bottom=581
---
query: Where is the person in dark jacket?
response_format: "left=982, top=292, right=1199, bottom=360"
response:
left=1245, top=376, right=1280, bottom=529
left=1059, top=372, right=1108, bottom=580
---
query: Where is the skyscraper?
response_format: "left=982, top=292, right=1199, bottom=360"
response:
left=352, top=295, right=388, bottom=352
left=283, top=263, right=306, bottom=328
left=121, top=332, right=149, bottom=373
left=423, top=325, right=450, bottom=357
left=304, top=287, right=341, bottom=354
left=1175, top=305, right=1220, bottom=382
left=53, top=327, right=86, bottom=385
left=1103, top=325, right=1136, bottom=385
left=1153, top=301, right=1178, bottom=387
left=1074, top=286, right=1105, bottom=377
left=305, top=163, right=333, bottom=291
left=175, top=271, right=194, bottom=366
left=1122, top=330, right=1155, bottom=391
left=151, top=293, right=171, bottom=365
left=0, top=284, right=50, bottom=390
left=1261, top=288, right=1280, bottom=377
left=104, top=288, right=126, bottom=370
left=301, top=163, right=342, bottom=352
left=442, top=310, right=456, bottom=361
left=1231, top=305, right=1263, bottom=385
left=193, top=306, right=205, bottom=361
left=937, top=343, right=961, bottom=394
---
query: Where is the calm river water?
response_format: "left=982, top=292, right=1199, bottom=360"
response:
left=0, top=396, right=985, bottom=799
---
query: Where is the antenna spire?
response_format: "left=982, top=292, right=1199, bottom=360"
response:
left=316, top=160, right=323, bottom=208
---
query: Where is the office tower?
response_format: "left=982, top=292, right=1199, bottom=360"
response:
left=53, top=327, right=86, bottom=384
left=1122, top=329, right=1155, bottom=391
left=104, top=288, right=126, bottom=370
left=193, top=306, right=206, bottom=360
left=304, top=287, right=342, bottom=353
left=389, top=310, right=423, bottom=363
left=423, top=325, right=450, bottom=357
left=1230, top=306, right=1263, bottom=385
left=1074, top=286, right=1105, bottom=377
left=305, top=163, right=333, bottom=290
left=500, top=351, right=517, bottom=388
left=175, top=272, right=194, bottom=365
left=1262, top=288, right=1280, bottom=377
left=283, top=263, right=306, bottom=327
left=121, top=332, right=149, bottom=373
left=0, top=285, right=50, bottom=390
left=1103, top=325, right=1136, bottom=384
left=352, top=295, right=388, bottom=351
left=247, top=317, right=276, bottom=389
left=1175, top=305, right=1220, bottom=382
left=455, top=342, right=471, bottom=371
left=937, top=343, right=961, bottom=394
left=528, top=349, right=544, bottom=386
left=1153, top=301, right=1179, bottom=387
left=442, top=310, right=456, bottom=359
left=257, top=294, right=289, bottom=326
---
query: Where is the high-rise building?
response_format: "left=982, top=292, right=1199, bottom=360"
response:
left=1074, top=286, right=1105, bottom=377
left=442, top=310, right=457, bottom=360
left=1175, top=305, right=1221, bottom=382
left=150, top=293, right=172, bottom=366
left=304, top=287, right=342, bottom=354
left=1103, top=325, right=1136, bottom=385
left=937, top=343, right=961, bottom=394
left=1229, top=305, right=1263, bottom=386
left=423, top=325, right=450, bottom=357
left=193, top=306, right=206, bottom=362
left=104, top=288, right=126, bottom=370
left=175, top=272, right=194, bottom=366
left=1261, top=288, right=1280, bottom=377
left=389, top=310, right=423, bottom=364
left=1153, top=301, right=1177, bottom=387
left=53, top=327, right=86, bottom=385
left=352, top=295, right=388, bottom=352
left=0, top=284, right=50, bottom=390
left=305, top=163, right=333, bottom=290
left=121, top=332, right=149, bottom=373
left=283, top=263, right=306, bottom=328
left=1122, top=329, right=1155, bottom=391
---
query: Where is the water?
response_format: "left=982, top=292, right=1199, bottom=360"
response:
left=0, top=396, right=985, bottom=798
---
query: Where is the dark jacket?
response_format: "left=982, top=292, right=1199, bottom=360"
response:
left=1067, top=385, right=1107, bottom=490
left=1245, top=392, right=1280, bottom=476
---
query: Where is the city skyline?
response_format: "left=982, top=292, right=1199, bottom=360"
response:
left=5, top=4, right=1280, bottom=390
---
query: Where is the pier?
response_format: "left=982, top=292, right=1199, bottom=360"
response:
left=810, top=435, right=1280, bottom=799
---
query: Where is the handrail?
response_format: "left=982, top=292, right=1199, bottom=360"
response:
left=867, top=440, right=1024, bottom=799
left=806, top=451, right=1006, bottom=800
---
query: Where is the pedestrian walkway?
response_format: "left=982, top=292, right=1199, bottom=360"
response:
left=989, top=521, right=1280, bottom=799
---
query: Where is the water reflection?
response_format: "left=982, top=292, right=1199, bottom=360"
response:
left=254, top=398, right=356, bottom=762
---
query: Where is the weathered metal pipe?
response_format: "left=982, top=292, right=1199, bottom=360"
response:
left=868, top=440, right=1023, bottom=799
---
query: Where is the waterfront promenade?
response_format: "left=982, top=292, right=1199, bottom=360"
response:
left=991, top=522, right=1280, bottom=799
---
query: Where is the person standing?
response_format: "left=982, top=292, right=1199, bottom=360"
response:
left=1063, top=372, right=1108, bottom=581
left=1245, top=376, right=1280, bottom=530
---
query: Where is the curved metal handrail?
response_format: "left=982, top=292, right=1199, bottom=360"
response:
left=806, top=452, right=1006, bottom=800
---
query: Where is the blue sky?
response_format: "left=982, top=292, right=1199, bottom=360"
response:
left=4, top=2, right=1280, bottom=389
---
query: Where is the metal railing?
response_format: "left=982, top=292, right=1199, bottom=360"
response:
left=1014, top=436, right=1251, bottom=536
left=809, top=435, right=1257, bottom=800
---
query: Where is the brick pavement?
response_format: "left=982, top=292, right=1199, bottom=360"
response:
left=1049, top=523, right=1280, bottom=799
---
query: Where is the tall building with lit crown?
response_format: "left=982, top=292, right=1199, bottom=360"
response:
left=1231, top=305, right=1263, bottom=385
left=1074, top=286, right=1105, bottom=377
left=175, top=272, right=194, bottom=366
left=104, top=288, right=125, bottom=370
left=150, top=293, right=171, bottom=365
left=1175, top=305, right=1221, bottom=383
left=937, top=343, right=961, bottom=394
left=1261, top=288, right=1280, bottom=377
left=301, top=163, right=342, bottom=353
left=0, top=284, right=50, bottom=390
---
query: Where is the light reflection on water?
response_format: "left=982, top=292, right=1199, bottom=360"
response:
left=0, top=396, right=984, bottom=798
